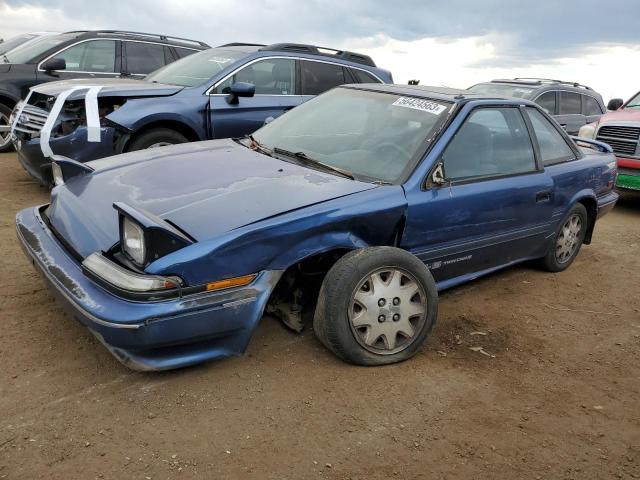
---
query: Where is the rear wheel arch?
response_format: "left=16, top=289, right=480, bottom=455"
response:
left=576, top=196, right=597, bottom=244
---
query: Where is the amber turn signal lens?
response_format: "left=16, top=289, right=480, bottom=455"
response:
left=205, top=274, right=257, bottom=292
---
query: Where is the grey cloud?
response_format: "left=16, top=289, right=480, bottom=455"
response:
left=4, top=0, right=640, bottom=65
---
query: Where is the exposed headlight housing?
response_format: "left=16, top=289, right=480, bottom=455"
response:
left=114, top=202, right=194, bottom=269
left=121, top=216, right=146, bottom=266
left=51, top=161, right=64, bottom=187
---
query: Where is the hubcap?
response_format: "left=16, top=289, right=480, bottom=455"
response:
left=349, top=268, right=427, bottom=355
left=556, top=214, right=582, bottom=264
left=0, top=111, right=10, bottom=148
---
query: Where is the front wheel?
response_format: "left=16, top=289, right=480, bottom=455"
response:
left=126, top=128, right=188, bottom=152
left=313, top=247, right=438, bottom=365
left=542, top=203, right=588, bottom=272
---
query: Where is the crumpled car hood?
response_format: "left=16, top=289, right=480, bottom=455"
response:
left=30, top=78, right=184, bottom=100
left=47, top=140, right=378, bottom=258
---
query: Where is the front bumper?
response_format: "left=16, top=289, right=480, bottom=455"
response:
left=13, top=126, right=120, bottom=186
left=615, top=157, right=640, bottom=191
left=16, top=206, right=282, bottom=370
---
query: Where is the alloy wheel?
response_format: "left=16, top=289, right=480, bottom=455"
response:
left=556, top=214, right=582, bottom=264
left=0, top=110, right=10, bottom=149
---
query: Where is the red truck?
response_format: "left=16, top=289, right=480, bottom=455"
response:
left=580, top=93, right=640, bottom=190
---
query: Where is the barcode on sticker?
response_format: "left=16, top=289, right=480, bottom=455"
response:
left=392, top=97, right=447, bottom=115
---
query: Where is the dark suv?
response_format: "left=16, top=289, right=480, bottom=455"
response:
left=468, top=78, right=606, bottom=135
left=0, top=30, right=210, bottom=152
left=11, top=42, right=392, bottom=185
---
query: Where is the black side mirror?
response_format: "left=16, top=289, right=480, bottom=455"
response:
left=607, top=98, right=624, bottom=111
left=225, top=82, right=255, bottom=105
left=42, top=57, right=66, bottom=72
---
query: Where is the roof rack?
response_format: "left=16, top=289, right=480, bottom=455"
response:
left=259, top=43, right=376, bottom=67
left=492, top=77, right=592, bottom=90
left=218, top=42, right=266, bottom=48
left=80, top=30, right=210, bottom=48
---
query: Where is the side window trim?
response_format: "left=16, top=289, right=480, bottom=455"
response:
left=37, top=38, right=122, bottom=75
left=437, top=105, right=540, bottom=186
left=207, top=56, right=384, bottom=95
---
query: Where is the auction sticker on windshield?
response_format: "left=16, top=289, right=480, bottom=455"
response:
left=392, top=97, right=448, bottom=115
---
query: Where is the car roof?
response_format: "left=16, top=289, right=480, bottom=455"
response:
left=64, top=30, right=210, bottom=49
left=345, top=83, right=505, bottom=103
left=482, top=78, right=597, bottom=93
left=219, top=42, right=378, bottom=68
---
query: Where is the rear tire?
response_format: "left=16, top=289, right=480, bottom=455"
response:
left=313, top=247, right=438, bottom=365
left=542, top=203, right=588, bottom=272
left=126, top=128, right=188, bottom=152
left=0, top=103, right=14, bottom=153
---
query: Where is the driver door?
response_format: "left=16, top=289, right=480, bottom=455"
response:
left=208, top=57, right=303, bottom=139
left=402, top=106, right=555, bottom=283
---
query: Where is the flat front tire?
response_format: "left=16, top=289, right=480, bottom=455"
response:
left=313, top=247, right=438, bottom=365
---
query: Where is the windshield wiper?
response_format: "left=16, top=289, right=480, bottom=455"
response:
left=237, top=134, right=273, bottom=157
left=272, top=147, right=355, bottom=180
left=2, top=55, right=9, bottom=64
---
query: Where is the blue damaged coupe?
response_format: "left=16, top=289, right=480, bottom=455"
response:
left=16, top=84, right=619, bottom=371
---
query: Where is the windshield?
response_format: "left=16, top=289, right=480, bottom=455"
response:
left=0, top=34, right=39, bottom=56
left=626, top=92, right=640, bottom=108
left=145, top=48, right=247, bottom=87
left=251, top=87, right=452, bottom=183
left=4, top=32, right=78, bottom=64
left=468, top=83, right=535, bottom=99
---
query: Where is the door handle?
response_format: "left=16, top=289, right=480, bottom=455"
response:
left=536, top=190, right=552, bottom=203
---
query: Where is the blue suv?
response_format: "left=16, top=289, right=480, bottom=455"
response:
left=11, top=42, right=392, bottom=185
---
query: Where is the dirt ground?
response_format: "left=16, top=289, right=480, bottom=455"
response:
left=1, top=151, right=639, bottom=480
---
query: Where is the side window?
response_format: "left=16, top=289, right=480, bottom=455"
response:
left=301, top=60, right=346, bottom=95
left=54, top=40, right=116, bottom=73
left=558, top=91, right=581, bottom=115
left=525, top=107, right=575, bottom=165
left=351, top=69, right=381, bottom=84
left=125, top=42, right=166, bottom=74
left=174, top=47, right=197, bottom=59
left=215, top=58, right=296, bottom=95
left=535, top=91, right=556, bottom=115
left=583, top=95, right=604, bottom=116
left=442, top=107, right=536, bottom=181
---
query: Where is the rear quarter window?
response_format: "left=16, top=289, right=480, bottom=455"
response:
left=583, top=95, right=604, bottom=116
left=301, top=60, right=347, bottom=95
left=350, top=69, right=381, bottom=84
left=526, top=107, right=576, bottom=165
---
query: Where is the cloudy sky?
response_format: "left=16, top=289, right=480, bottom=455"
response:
left=2, top=0, right=640, bottom=102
